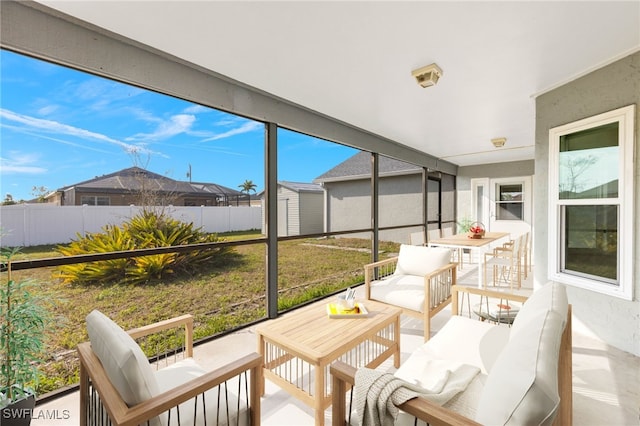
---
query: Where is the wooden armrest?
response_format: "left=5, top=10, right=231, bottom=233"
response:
left=126, top=314, right=193, bottom=339
left=127, top=314, right=194, bottom=357
left=424, top=262, right=458, bottom=280
left=364, top=257, right=399, bottom=300
left=79, top=341, right=262, bottom=426
left=451, top=285, right=528, bottom=314
left=492, top=246, right=512, bottom=252
left=120, top=352, right=262, bottom=426
left=330, top=360, right=481, bottom=426
left=364, top=256, right=398, bottom=271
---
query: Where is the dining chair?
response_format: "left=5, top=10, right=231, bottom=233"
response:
left=483, top=233, right=524, bottom=290
left=441, top=226, right=466, bottom=268
left=500, top=231, right=530, bottom=279
left=409, top=231, right=426, bottom=246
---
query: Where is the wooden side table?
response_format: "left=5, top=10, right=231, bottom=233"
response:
left=256, top=300, right=401, bottom=425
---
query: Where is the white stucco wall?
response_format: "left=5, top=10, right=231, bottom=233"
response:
left=535, top=52, right=640, bottom=356
left=324, top=173, right=458, bottom=243
left=456, top=161, right=535, bottom=227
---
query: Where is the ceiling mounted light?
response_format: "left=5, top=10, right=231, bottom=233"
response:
left=491, top=137, right=507, bottom=148
left=411, top=63, right=442, bottom=88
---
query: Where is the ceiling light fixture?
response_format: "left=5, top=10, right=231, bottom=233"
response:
left=411, top=63, right=442, bottom=88
left=491, top=137, right=507, bottom=148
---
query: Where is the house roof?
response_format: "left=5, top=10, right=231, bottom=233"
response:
left=279, top=181, right=324, bottom=193
left=56, top=167, right=243, bottom=196
left=314, top=152, right=422, bottom=183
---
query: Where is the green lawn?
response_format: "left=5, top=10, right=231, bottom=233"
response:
left=6, top=234, right=399, bottom=394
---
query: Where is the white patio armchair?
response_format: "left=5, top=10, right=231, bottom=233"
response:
left=364, top=244, right=457, bottom=341
left=78, top=310, right=262, bottom=426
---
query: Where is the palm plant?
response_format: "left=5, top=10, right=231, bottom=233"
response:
left=238, top=179, right=257, bottom=194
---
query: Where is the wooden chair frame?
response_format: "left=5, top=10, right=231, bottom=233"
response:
left=364, top=257, right=457, bottom=341
left=483, top=234, right=524, bottom=290
left=331, top=285, right=573, bottom=426
left=78, top=314, right=262, bottom=426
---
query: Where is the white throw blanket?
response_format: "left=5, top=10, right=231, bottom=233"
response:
left=354, top=362, right=480, bottom=426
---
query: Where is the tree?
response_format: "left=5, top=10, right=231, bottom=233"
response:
left=238, top=180, right=257, bottom=194
left=31, top=186, right=48, bottom=203
left=2, top=194, right=16, bottom=205
left=559, top=155, right=598, bottom=196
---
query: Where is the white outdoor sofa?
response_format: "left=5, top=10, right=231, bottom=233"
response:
left=331, top=282, right=572, bottom=425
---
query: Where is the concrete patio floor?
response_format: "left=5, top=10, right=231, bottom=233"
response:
left=33, top=262, right=640, bottom=426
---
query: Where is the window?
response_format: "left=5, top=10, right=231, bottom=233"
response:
left=81, top=196, right=110, bottom=206
left=548, top=105, right=635, bottom=300
left=496, top=183, right=523, bottom=220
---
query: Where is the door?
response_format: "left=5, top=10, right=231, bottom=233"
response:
left=471, top=176, right=532, bottom=235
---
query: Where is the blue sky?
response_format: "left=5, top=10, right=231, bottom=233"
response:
left=0, top=50, right=357, bottom=202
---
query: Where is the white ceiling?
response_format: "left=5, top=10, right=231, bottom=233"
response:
left=39, top=1, right=640, bottom=167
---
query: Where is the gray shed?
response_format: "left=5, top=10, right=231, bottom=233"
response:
left=261, top=181, right=325, bottom=236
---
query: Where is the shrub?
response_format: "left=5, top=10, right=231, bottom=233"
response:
left=56, top=211, right=230, bottom=284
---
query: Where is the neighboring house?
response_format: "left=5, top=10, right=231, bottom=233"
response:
left=261, top=181, right=324, bottom=236
left=45, top=167, right=248, bottom=207
left=314, top=152, right=456, bottom=243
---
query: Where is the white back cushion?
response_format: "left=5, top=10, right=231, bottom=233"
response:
left=394, top=244, right=451, bottom=276
left=86, top=310, right=160, bottom=407
left=475, top=309, right=564, bottom=426
left=511, top=282, right=567, bottom=340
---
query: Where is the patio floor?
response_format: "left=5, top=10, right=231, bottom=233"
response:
left=34, top=261, right=640, bottom=426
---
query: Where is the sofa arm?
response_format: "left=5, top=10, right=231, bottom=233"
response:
left=330, top=360, right=481, bottom=426
left=451, top=285, right=528, bottom=316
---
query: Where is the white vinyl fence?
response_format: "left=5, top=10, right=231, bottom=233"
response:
left=0, top=204, right=263, bottom=247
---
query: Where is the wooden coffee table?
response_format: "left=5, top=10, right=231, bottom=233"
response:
left=256, top=299, right=401, bottom=425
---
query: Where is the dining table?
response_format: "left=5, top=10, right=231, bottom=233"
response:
left=428, top=231, right=510, bottom=288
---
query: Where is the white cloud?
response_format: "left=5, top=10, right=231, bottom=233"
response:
left=0, top=165, right=47, bottom=174
left=0, top=108, right=142, bottom=152
left=0, top=152, right=47, bottom=175
left=183, top=105, right=210, bottom=114
left=201, top=121, right=262, bottom=142
left=126, top=114, right=196, bottom=142
left=37, top=104, right=60, bottom=116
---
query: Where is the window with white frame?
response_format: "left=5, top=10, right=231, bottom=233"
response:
left=496, top=183, right=524, bottom=220
left=548, top=105, right=635, bottom=300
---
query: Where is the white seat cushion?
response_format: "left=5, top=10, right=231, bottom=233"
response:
left=369, top=274, right=426, bottom=312
left=155, top=358, right=250, bottom=426
left=86, top=310, right=160, bottom=406
left=396, top=315, right=510, bottom=375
